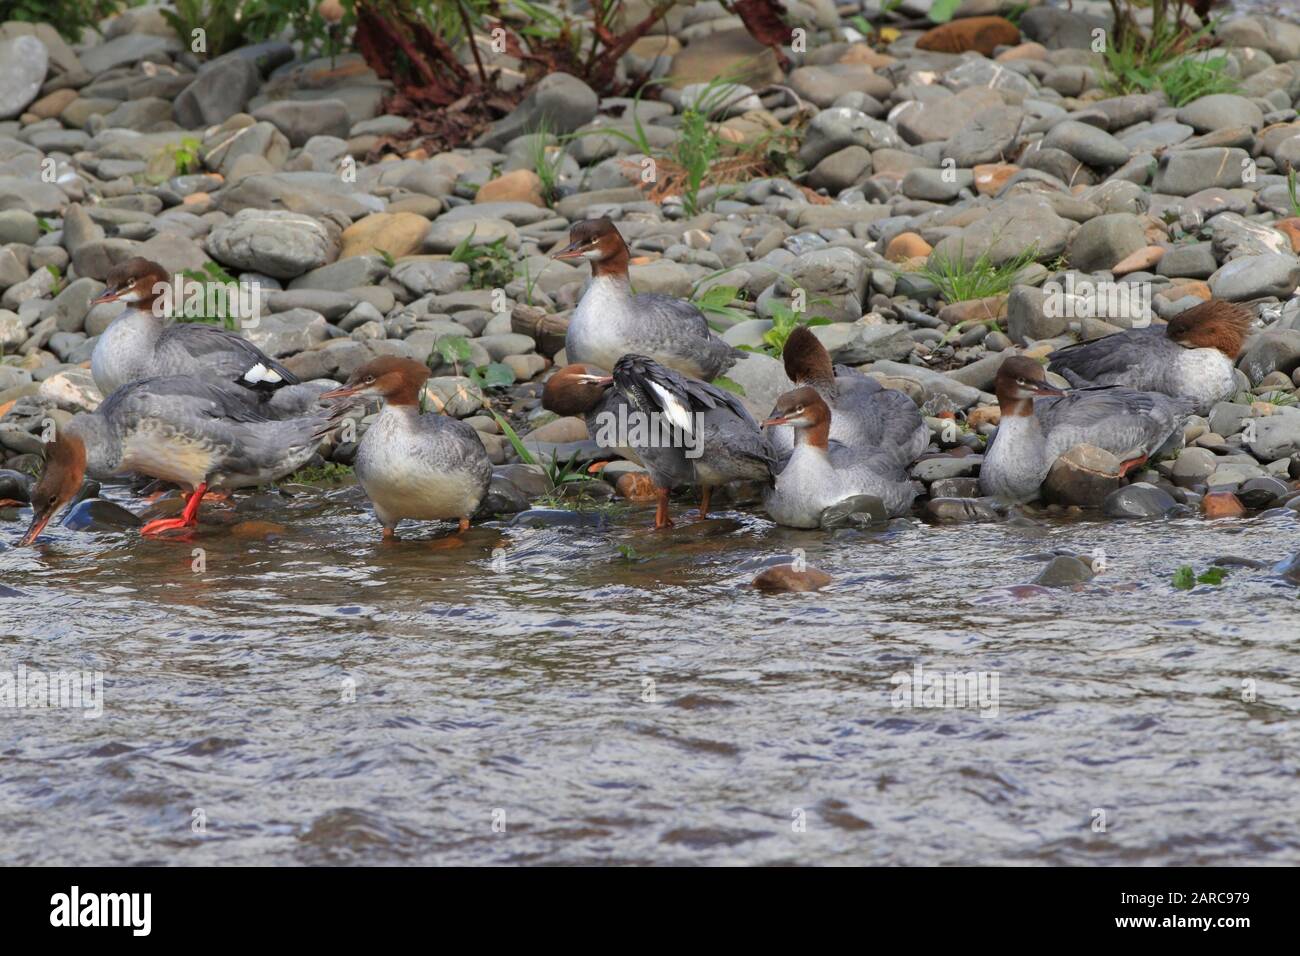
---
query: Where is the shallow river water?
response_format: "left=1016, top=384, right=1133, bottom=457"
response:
left=1, top=481, right=1298, bottom=865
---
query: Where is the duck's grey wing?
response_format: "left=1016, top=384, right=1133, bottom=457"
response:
left=156, top=323, right=301, bottom=390
left=1039, top=387, right=1193, bottom=459
left=1047, top=327, right=1170, bottom=388
left=698, top=406, right=778, bottom=483
left=630, top=292, right=740, bottom=377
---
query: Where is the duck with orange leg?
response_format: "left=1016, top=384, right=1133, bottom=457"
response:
left=19, top=376, right=350, bottom=546
left=608, top=354, right=775, bottom=529
left=979, top=355, right=1195, bottom=505
left=320, top=357, right=492, bottom=540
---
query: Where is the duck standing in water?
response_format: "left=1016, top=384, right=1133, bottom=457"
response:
left=552, top=218, right=739, bottom=380
left=979, top=355, right=1194, bottom=504
left=321, top=357, right=492, bottom=539
left=761, top=387, right=918, bottom=528
left=772, top=326, right=929, bottom=465
left=609, top=354, right=775, bottom=528
left=89, top=258, right=329, bottom=415
left=19, top=376, right=349, bottom=544
left=1047, top=299, right=1252, bottom=414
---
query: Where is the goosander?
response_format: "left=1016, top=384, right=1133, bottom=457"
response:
left=552, top=218, right=739, bottom=380
left=770, top=326, right=929, bottom=465
left=761, top=386, right=918, bottom=528
left=320, top=357, right=492, bottom=538
left=19, top=375, right=348, bottom=545
left=979, top=355, right=1194, bottom=504
left=609, top=354, right=775, bottom=528
left=1048, top=299, right=1252, bottom=414
left=90, top=258, right=308, bottom=405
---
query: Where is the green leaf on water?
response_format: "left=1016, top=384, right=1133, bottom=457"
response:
left=1197, top=567, right=1226, bottom=586
left=1172, top=565, right=1195, bottom=590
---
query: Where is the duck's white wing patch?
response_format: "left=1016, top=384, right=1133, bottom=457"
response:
left=648, top=380, right=693, bottom=435
left=243, top=362, right=283, bottom=385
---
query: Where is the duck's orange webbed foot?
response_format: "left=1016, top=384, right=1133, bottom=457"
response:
left=140, top=516, right=196, bottom=537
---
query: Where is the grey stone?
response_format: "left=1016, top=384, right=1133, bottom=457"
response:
left=475, top=73, right=598, bottom=150
left=895, top=88, right=1002, bottom=145
left=1238, top=329, right=1300, bottom=384
left=1102, top=482, right=1179, bottom=518
left=207, top=208, right=340, bottom=280
left=0, top=36, right=49, bottom=121
left=1007, top=284, right=1068, bottom=343
left=1152, top=148, right=1252, bottom=196
left=1208, top=254, right=1300, bottom=302
left=901, top=167, right=971, bottom=201
left=1177, top=94, right=1265, bottom=133
left=798, top=107, right=903, bottom=166
left=943, top=106, right=1024, bottom=167
left=252, top=99, right=350, bottom=147
left=1157, top=242, right=1218, bottom=279
left=1042, top=120, right=1130, bottom=168
left=174, top=57, right=262, bottom=129
left=928, top=196, right=1075, bottom=269
left=1066, top=213, right=1146, bottom=273
left=391, top=260, right=470, bottom=296
left=1033, top=555, right=1098, bottom=586
left=806, top=145, right=872, bottom=192
left=79, top=33, right=179, bottom=74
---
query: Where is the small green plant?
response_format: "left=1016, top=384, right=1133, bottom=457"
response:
left=449, top=228, right=515, bottom=290
left=1257, top=391, right=1298, bottom=407
left=915, top=243, right=1039, bottom=304
left=543, top=449, right=596, bottom=488
left=45, top=264, right=63, bottom=296
left=176, top=261, right=240, bottom=329
left=287, top=461, right=353, bottom=484
left=489, top=409, right=536, bottom=465
left=171, top=137, right=203, bottom=176
left=738, top=297, right=832, bottom=359
left=529, top=118, right=563, bottom=206
left=692, top=283, right=751, bottom=328
left=1101, top=21, right=1239, bottom=107
left=374, top=247, right=397, bottom=268
left=673, top=100, right=724, bottom=217
left=35, top=216, right=54, bottom=235
left=431, top=334, right=514, bottom=391
left=1173, top=565, right=1226, bottom=590
left=1288, top=169, right=1300, bottom=219
left=1, top=0, right=121, bottom=42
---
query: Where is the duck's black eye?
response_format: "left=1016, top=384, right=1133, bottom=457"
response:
left=365, top=376, right=376, bottom=384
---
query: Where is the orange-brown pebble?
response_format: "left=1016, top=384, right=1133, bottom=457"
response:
left=1163, top=279, right=1212, bottom=302
left=837, top=44, right=896, bottom=68
left=230, top=520, right=287, bottom=540
left=916, top=17, right=1020, bottom=57
left=615, top=472, right=658, bottom=501
left=753, top=564, right=834, bottom=593
left=475, top=168, right=545, bottom=207
left=972, top=163, right=1019, bottom=196
left=1203, top=492, right=1246, bottom=519
left=967, top=405, right=1001, bottom=428
left=885, top=231, right=932, bottom=262
left=1111, top=245, right=1165, bottom=276
left=1275, top=217, right=1300, bottom=253
left=995, top=41, right=1049, bottom=62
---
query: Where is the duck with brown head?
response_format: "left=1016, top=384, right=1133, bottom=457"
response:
left=321, top=357, right=492, bottom=539
left=981, top=355, right=1195, bottom=503
left=553, top=218, right=739, bottom=381
left=771, top=327, right=929, bottom=466
left=1048, top=299, right=1253, bottom=414
left=18, top=375, right=350, bottom=545
left=90, top=257, right=305, bottom=407
left=760, top=385, right=917, bottom=528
